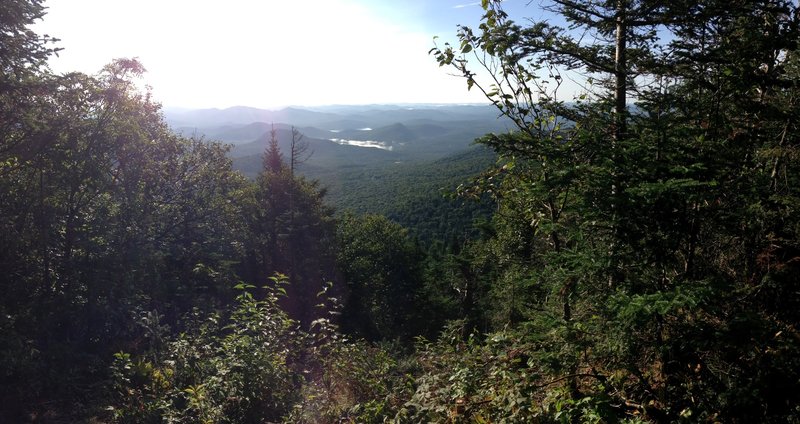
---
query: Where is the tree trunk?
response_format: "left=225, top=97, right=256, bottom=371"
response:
left=609, top=0, right=628, bottom=287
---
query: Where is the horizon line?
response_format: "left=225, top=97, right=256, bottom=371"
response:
left=161, top=102, right=496, bottom=112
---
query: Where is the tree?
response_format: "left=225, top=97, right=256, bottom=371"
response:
left=0, top=57, right=246, bottom=420
left=335, top=213, right=425, bottom=341
left=432, top=0, right=800, bottom=421
left=289, top=126, right=312, bottom=176
left=0, top=0, right=56, bottom=74
left=264, top=123, right=284, bottom=173
left=0, top=0, right=59, bottom=168
left=243, top=135, right=335, bottom=327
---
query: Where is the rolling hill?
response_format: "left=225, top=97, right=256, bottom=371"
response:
left=165, top=104, right=507, bottom=241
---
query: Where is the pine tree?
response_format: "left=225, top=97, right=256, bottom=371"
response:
left=244, top=133, right=335, bottom=327
left=263, top=124, right=284, bottom=173
left=433, top=0, right=800, bottom=420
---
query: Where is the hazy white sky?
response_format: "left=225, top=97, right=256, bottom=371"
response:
left=35, top=0, right=542, bottom=109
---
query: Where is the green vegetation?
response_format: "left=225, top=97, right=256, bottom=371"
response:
left=2, top=0, right=800, bottom=423
left=314, top=146, right=496, bottom=244
left=223, top=115, right=501, bottom=245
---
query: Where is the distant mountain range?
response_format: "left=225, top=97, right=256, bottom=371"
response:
left=164, top=104, right=507, bottom=239
left=165, top=103, right=512, bottom=163
left=166, top=103, right=510, bottom=138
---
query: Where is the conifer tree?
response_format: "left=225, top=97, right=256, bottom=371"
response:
left=263, top=123, right=284, bottom=173
left=244, top=130, right=335, bottom=327
left=433, top=0, right=800, bottom=420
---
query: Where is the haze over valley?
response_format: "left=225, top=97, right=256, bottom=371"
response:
left=164, top=104, right=507, bottom=240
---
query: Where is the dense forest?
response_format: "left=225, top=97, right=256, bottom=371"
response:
left=2, top=0, right=800, bottom=423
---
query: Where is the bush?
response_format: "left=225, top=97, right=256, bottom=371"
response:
left=109, top=276, right=302, bottom=423
left=108, top=276, right=408, bottom=424
left=395, top=322, right=649, bottom=423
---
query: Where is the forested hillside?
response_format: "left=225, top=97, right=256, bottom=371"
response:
left=171, top=104, right=505, bottom=243
left=317, top=147, right=496, bottom=244
left=2, top=0, right=800, bottom=423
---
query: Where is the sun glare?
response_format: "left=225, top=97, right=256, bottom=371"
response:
left=35, top=0, right=488, bottom=109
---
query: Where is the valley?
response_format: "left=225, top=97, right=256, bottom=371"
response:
left=166, top=104, right=507, bottom=242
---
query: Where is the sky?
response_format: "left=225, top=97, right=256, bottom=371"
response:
left=33, top=0, right=556, bottom=110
